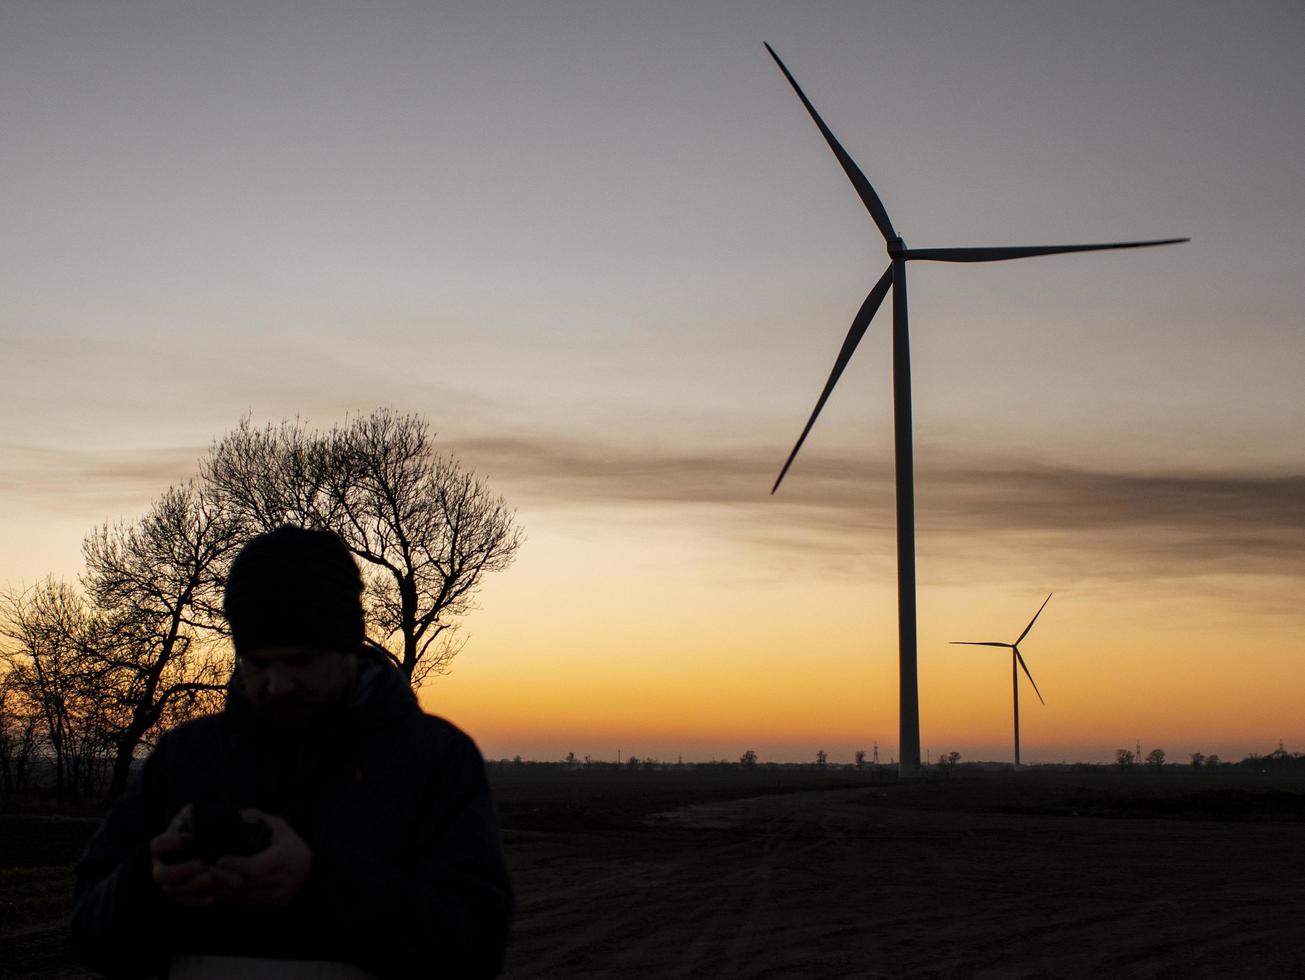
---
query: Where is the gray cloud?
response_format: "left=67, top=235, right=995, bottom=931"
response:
left=446, top=434, right=1305, bottom=583
left=920, top=463, right=1305, bottom=577
left=0, top=443, right=205, bottom=518
left=445, top=434, right=879, bottom=507
left=5, top=432, right=1300, bottom=588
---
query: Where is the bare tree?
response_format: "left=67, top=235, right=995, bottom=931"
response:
left=204, top=410, right=524, bottom=685
left=0, top=667, right=43, bottom=794
left=82, top=481, right=240, bottom=798
left=740, top=749, right=758, bottom=768
left=198, top=415, right=341, bottom=532
left=1145, top=748, right=1166, bottom=768
left=1115, top=748, right=1135, bottom=769
left=0, top=580, right=109, bottom=798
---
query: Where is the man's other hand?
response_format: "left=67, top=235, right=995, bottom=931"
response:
left=150, top=804, right=215, bottom=907
left=213, top=809, right=312, bottom=909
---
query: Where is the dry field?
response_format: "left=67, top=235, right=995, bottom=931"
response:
left=4, top=767, right=1303, bottom=978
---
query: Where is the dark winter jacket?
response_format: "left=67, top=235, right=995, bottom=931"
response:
left=71, top=647, right=513, bottom=978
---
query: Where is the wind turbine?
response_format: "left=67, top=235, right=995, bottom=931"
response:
left=952, top=593, right=1053, bottom=767
left=763, top=43, right=1186, bottom=777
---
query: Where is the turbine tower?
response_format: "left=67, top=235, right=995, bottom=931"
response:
left=763, top=43, right=1187, bottom=777
left=952, top=593, right=1053, bottom=767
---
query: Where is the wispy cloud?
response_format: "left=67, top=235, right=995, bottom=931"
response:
left=6, top=432, right=1300, bottom=587
left=0, top=443, right=205, bottom=518
left=447, top=434, right=1305, bottom=582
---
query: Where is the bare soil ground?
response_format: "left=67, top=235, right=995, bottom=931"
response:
left=4, top=768, right=1303, bottom=978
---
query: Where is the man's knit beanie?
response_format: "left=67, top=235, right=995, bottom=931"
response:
left=224, top=525, right=365, bottom=655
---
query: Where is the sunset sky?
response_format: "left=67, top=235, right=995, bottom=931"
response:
left=3, top=1, right=1302, bottom=764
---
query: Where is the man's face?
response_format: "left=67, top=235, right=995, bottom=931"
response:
left=238, top=646, right=357, bottom=729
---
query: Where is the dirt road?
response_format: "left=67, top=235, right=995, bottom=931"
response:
left=503, top=784, right=1305, bottom=978
left=6, top=771, right=1303, bottom=978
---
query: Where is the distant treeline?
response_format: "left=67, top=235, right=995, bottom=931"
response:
left=488, top=758, right=876, bottom=773
left=1109, top=745, right=1305, bottom=772
left=482, top=748, right=1305, bottom=774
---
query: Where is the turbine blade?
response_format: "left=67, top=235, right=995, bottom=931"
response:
left=764, top=43, right=897, bottom=242
left=772, top=267, right=893, bottom=494
left=1015, top=593, right=1053, bottom=645
left=907, top=238, right=1188, bottom=262
left=1015, top=648, right=1045, bottom=705
left=950, top=642, right=1013, bottom=648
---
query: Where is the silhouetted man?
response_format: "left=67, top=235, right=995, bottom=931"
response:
left=72, top=525, right=513, bottom=979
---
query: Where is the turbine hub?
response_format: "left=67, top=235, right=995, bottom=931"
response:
left=886, top=237, right=907, bottom=259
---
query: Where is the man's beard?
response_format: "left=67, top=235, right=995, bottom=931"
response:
left=253, top=694, right=349, bottom=734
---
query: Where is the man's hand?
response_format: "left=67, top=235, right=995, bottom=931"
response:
left=212, top=809, right=312, bottom=910
left=150, top=804, right=216, bottom=907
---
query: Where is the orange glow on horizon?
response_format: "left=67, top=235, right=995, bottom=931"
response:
left=417, top=516, right=1302, bottom=765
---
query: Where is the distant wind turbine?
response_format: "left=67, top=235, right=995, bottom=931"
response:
left=763, top=42, right=1187, bottom=777
left=952, top=593, right=1053, bottom=767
